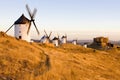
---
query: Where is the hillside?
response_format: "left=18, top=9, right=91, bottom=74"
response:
left=0, top=32, right=120, bottom=80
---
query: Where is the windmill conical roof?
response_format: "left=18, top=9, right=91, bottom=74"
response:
left=14, top=14, right=30, bottom=24
left=53, top=37, right=58, bottom=40
left=61, top=36, right=67, bottom=39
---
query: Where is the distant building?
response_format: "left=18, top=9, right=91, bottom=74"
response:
left=72, top=40, right=77, bottom=45
left=83, top=43, right=88, bottom=48
left=89, top=36, right=115, bottom=49
left=40, top=35, right=50, bottom=43
left=107, top=43, right=115, bottom=48
left=93, top=37, right=109, bottom=47
left=61, top=35, right=67, bottom=44
left=52, top=37, right=59, bottom=47
left=40, top=30, right=52, bottom=44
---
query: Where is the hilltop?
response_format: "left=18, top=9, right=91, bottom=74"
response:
left=0, top=31, right=120, bottom=80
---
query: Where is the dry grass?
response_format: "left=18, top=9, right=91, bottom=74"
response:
left=0, top=32, right=50, bottom=80
left=0, top=32, right=120, bottom=80
left=39, top=44, right=120, bottom=80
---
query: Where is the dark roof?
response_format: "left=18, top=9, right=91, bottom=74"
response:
left=40, top=35, right=49, bottom=40
left=73, top=40, right=77, bottom=41
left=61, top=36, right=67, bottom=39
left=52, top=37, right=58, bottom=40
left=41, top=35, right=46, bottom=39
left=14, top=14, right=30, bottom=24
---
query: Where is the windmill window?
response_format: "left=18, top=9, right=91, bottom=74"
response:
left=19, top=31, right=21, bottom=33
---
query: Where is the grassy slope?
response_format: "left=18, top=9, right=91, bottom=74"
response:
left=0, top=32, right=120, bottom=80
left=0, top=32, right=50, bottom=80
left=39, top=44, right=120, bottom=80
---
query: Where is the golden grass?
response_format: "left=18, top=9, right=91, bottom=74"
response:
left=0, top=32, right=120, bottom=80
left=0, top=32, right=50, bottom=80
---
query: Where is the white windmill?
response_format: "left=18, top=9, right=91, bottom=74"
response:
left=52, top=37, right=59, bottom=47
left=72, top=39, right=77, bottom=45
left=40, top=30, right=52, bottom=43
left=61, top=34, right=67, bottom=44
left=83, top=43, right=88, bottom=48
left=5, top=4, right=39, bottom=42
left=52, top=34, right=60, bottom=46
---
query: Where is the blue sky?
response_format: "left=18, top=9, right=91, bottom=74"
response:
left=0, top=0, right=120, bottom=40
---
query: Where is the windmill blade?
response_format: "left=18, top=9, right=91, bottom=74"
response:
left=44, top=30, right=48, bottom=37
left=32, top=21, right=40, bottom=35
left=32, top=8, right=37, bottom=19
left=26, top=4, right=32, bottom=18
left=27, top=23, right=31, bottom=35
left=5, top=24, right=14, bottom=33
left=48, top=32, right=52, bottom=38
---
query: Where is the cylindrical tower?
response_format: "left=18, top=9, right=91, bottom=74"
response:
left=53, top=37, right=59, bottom=46
left=61, top=36, right=67, bottom=44
left=14, top=14, right=31, bottom=42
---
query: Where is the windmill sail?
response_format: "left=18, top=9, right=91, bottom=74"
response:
left=49, top=32, right=52, bottom=38
left=44, top=30, right=48, bottom=37
left=5, top=24, right=14, bottom=33
left=26, top=4, right=40, bottom=35
left=33, top=21, right=39, bottom=35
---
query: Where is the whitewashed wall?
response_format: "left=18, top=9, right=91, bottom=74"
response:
left=14, top=24, right=30, bottom=42
left=41, top=38, right=50, bottom=43
left=72, top=41, right=77, bottom=45
left=62, top=38, right=67, bottom=44
left=53, top=40, right=58, bottom=46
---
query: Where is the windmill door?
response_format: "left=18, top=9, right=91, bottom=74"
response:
left=19, top=36, right=22, bottom=39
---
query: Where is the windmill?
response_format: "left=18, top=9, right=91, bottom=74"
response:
left=5, top=4, right=39, bottom=42
left=52, top=37, right=59, bottom=46
left=40, top=30, right=52, bottom=43
left=61, top=34, right=67, bottom=44
left=72, top=39, right=77, bottom=45
left=52, top=33, right=60, bottom=46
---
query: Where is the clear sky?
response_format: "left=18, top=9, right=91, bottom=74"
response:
left=0, top=0, right=120, bottom=40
